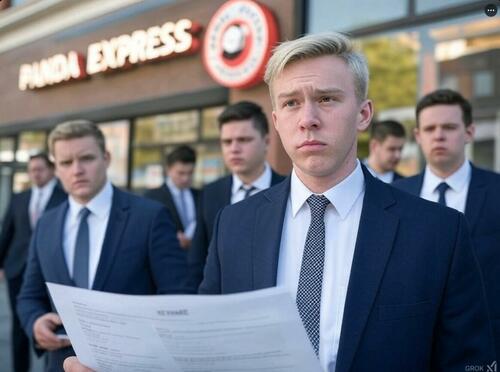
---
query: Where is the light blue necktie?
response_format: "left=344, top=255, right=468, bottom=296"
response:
left=178, top=190, right=189, bottom=229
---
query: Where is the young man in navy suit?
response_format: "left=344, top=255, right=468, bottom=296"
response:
left=198, top=34, right=495, bottom=371
left=63, top=37, right=495, bottom=372
left=186, top=101, right=285, bottom=292
left=393, top=88, right=500, bottom=358
left=17, top=120, right=187, bottom=372
left=364, top=119, right=406, bottom=183
left=145, top=145, right=200, bottom=251
left=0, top=153, right=66, bottom=372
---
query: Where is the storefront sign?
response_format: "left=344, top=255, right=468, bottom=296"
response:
left=86, top=19, right=200, bottom=75
left=18, top=51, right=86, bottom=91
left=18, top=1, right=278, bottom=91
left=18, top=18, right=200, bottom=91
left=202, top=0, right=279, bottom=89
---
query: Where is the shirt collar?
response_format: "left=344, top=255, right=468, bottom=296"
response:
left=231, top=162, right=271, bottom=194
left=363, top=159, right=393, bottom=181
left=68, top=180, right=113, bottom=220
left=166, top=177, right=186, bottom=196
left=423, top=160, right=471, bottom=193
left=290, top=160, right=365, bottom=219
left=32, top=177, right=57, bottom=195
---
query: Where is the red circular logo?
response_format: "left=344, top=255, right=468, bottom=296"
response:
left=202, top=0, right=279, bottom=89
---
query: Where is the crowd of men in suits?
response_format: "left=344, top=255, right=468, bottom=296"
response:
left=0, top=31, right=498, bottom=372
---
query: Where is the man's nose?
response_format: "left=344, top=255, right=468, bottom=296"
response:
left=299, top=101, right=320, bottom=129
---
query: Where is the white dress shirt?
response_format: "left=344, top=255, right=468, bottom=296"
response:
left=231, top=162, right=272, bottom=204
left=420, top=160, right=471, bottom=213
left=277, top=161, right=365, bottom=372
left=29, top=178, right=57, bottom=228
left=166, top=178, right=196, bottom=239
left=63, top=181, right=113, bottom=288
left=363, top=160, right=395, bottom=183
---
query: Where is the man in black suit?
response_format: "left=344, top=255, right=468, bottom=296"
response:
left=145, top=145, right=200, bottom=251
left=364, top=119, right=406, bottom=183
left=186, top=101, right=285, bottom=292
left=0, top=153, right=66, bottom=372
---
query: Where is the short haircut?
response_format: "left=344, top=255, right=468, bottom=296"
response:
left=264, top=32, right=369, bottom=104
left=416, top=89, right=473, bottom=127
left=48, top=120, right=106, bottom=155
left=370, top=120, right=406, bottom=142
left=166, top=145, right=196, bottom=167
left=217, top=101, right=269, bottom=137
left=29, top=152, right=54, bottom=168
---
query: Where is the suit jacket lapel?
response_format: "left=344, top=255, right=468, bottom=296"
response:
left=50, top=202, right=74, bottom=285
left=252, top=177, right=290, bottom=289
left=410, top=172, right=425, bottom=196
left=22, top=190, right=33, bottom=233
left=45, top=184, right=65, bottom=210
left=336, top=168, right=399, bottom=372
left=222, top=176, right=232, bottom=206
left=92, top=187, right=130, bottom=290
left=162, top=184, right=184, bottom=230
left=464, top=165, right=486, bottom=233
left=270, top=169, right=285, bottom=186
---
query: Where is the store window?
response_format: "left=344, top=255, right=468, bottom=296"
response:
left=352, top=14, right=500, bottom=174
left=473, top=139, right=495, bottom=169
left=202, top=106, right=224, bottom=140
left=358, top=33, right=419, bottom=175
left=0, top=137, right=15, bottom=162
left=308, top=0, right=408, bottom=33
left=416, top=0, right=477, bottom=14
left=16, top=131, right=47, bottom=162
left=98, top=120, right=130, bottom=188
left=473, top=70, right=494, bottom=98
left=10, top=0, right=27, bottom=7
left=0, top=167, right=13, bottom=222
left=135, top=110, right=199, bottom=145
left=132, top=106, right=226, bottom=191
left=440, top=74, right=459, bottom=91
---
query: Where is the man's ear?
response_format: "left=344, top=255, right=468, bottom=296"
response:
left=104, top=151, right=111, bottom=167
left=465, top=123, right=475, bottom=144
left=272, top=111, right=279, bottom=132
left=357, top=99, right=373, bottom=132
left=413, top=127, right=421, bottom=145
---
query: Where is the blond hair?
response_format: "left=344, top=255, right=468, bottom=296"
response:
left=264, top=32, right=369, bottom=104
left=48, top=120, right=106, bottom=155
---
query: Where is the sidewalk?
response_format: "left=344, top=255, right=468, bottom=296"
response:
left=0, top=276, right=44, bottom=372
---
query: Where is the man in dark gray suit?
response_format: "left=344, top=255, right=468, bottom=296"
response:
left=144, top=145, right=200, bottom=272
left=0, top=153, right=66, bottom=372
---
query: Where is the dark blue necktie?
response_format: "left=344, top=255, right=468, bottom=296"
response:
left=436, top=182, right=449, bottom=206
left=242, top=185, right=256, bottom=199
left=296, top=194, right=330, bottom=356
left=73, top=208, right=91, bottom=288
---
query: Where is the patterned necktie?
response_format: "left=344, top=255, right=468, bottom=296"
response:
left=73, top=208, right=91, bottom=288
left=436, top=182, right=449, bottom=206
left=296, top=194, right=330, bottom=356
left=242, top=185, right=256, bottom=199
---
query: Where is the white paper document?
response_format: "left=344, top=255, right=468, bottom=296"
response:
left=47, top=283, right=322, bottom=372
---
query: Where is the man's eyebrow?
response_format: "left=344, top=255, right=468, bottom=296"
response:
left=277, top=88, right=345, bottom=100
left=277, top=90, right=300, bottom=100
left=315, top=88, right=345, bottom=95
